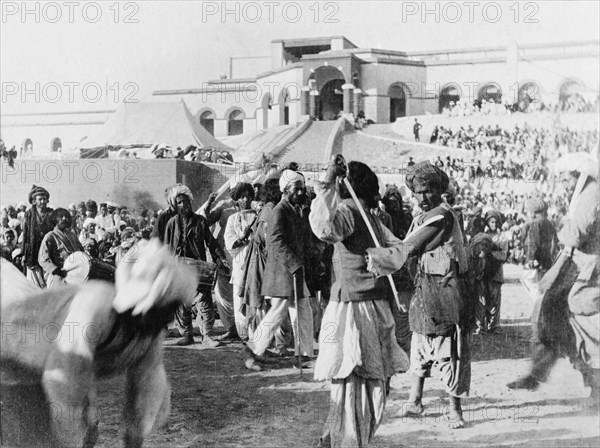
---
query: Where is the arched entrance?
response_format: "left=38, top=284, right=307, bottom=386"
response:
left=517, top=82, right=540, bottom=112
left=559, top=79, right=584, bottom=111
left=227, top=109, right=244, bottom=136
left=51, top=137, right=62, bottom=152
left=307, top=66, right=345, bottom=120
left=199, top=110, right=215, bottom=136
left=439, top=83, right=461, bottom=112
left=478, top=82, right=502, bottom=103
left=261, top=93, right=272, bottom=128
left=388, top=83, right=407, bottom=122
left=320, top=79, right=344, bottom=120
left=22, top=138, right=33, bottom=154
left=278, top=89, right=291, bottom=125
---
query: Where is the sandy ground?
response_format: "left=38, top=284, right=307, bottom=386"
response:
left=94, top=264, right=599, bottom=448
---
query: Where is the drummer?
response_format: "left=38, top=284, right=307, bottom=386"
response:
left=38, top=208, right=84, bottom=287
left=164, top=184, right=229, bottom=347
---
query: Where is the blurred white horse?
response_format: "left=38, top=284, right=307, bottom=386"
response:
left=1, top=239, right=197, bottom=448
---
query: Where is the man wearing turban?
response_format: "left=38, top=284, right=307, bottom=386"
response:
left=244, top=168, right=315, bottom=370
left=22, top=184, right=54, bottom=287
left=508, top=153, right=600, bottom=410
left=477, top=209, right=509, bottom=334
left=164, top=184, right=228, bottom=347
left=366, top=161, right=473, bottom=429
left=151, top=185, right=182, bottom=243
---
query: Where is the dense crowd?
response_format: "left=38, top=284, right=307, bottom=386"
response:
left=441, top=93, right=599, bottom=117
left=429, top=122, right=599, bottom=185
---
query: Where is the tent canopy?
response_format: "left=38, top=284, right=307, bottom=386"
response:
left=78, top=100, right=231, bottom=151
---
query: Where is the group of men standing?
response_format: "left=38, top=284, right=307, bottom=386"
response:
left=12, top=148, right=594, bottom=448
left=148, top=151, right=598, bottom=447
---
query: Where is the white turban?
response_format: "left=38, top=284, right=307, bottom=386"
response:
left=168, top=184, right=193, bottom=209
left=83, top=218, right=96, bottom=229
left=554, top=152, right=598, bottom=179
left=279, top=169, right=304, bottom=193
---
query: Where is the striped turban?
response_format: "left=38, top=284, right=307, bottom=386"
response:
left=167, top=184, right=193, bottom=210
left=28, top=185, right=50, bottom=204
left=405, top=161, right=449, bottom=193
left=279, top=169, right=304, bottom=193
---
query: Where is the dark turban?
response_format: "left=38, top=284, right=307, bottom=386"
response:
left=28, top=185, right=49, bottom=204
left=405, top=161, right=449, bottom=193
left=485, top=209, right=504, bottom=225
left=526, top=197, right=547, bottom=214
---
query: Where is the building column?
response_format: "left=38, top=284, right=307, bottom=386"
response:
left=342, top=83, right=354, bottom=115
left=353, top=89, right=362, bottom=117
left=301, top=87, right=310, bottom=116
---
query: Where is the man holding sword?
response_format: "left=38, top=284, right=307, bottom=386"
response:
left=309, top=156, right=409, bottom=447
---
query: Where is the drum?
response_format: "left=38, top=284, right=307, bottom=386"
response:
left=179, top=257, right=217, bottom=294
left=63, top=251, right=116, bottom=284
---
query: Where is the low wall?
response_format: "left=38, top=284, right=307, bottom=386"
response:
left=1, top=159, right=232, bottom=211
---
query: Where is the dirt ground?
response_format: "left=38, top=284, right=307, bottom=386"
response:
left=95, top=264, right=599, bottom=448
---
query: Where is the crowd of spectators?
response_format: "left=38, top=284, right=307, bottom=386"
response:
left=441, top=93, right=599, bottom=117
left=1, top=197, right=155, bottom=271
left=429, top=122, right=599, bottom=185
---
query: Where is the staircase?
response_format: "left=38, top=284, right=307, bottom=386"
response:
left=275, top=121, right=338, bottom=166
left=223, top=125, right=297, bottom=163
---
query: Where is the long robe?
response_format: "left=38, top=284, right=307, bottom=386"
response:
left=309, top=183, right=409, bottom=448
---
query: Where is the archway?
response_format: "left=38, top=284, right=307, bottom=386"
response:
left=51, top=137, right=62, bottom=152
left=22, top=138, right=33, bottom=155
left=388, top=83, right=407, bottom=122
left=517, top=82, right=540, bottom=112
left=439, top=83, right=461, bottom=112
left=308, top=66, right=345, bottom=120
left=227, top=109, right=244, bottom=136
left=199, top=110, right=215, bottom=136
left=261, top=93, right=272, bottom=128
left=559, top=79, right=584, bottom=111
left=320, top=79, right=344, bottom=120
left=278, top=88, right=291, bottom=125
left=478, top=82, right=502, bottom=103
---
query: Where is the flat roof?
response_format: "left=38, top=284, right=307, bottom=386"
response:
left=272, top=35, right=358, bottom=49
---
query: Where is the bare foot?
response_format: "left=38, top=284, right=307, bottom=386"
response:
left=244, top=357, right=262, bottom=371
left=243, top=346, right=262, bottom=371
left=392, top=402, right=424, bottom=418
left=446, top=408, right=466, bottom=429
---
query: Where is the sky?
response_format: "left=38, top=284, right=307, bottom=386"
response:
left=1, top=1, right=599, bottom=113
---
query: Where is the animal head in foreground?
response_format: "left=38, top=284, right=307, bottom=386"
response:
left=112, top=238, right=197, bottom=315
